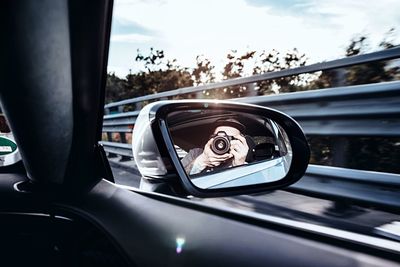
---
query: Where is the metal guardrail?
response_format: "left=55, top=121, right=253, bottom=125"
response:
left=101, top=47, right=400, bottom=208
left=289, top=165, right=400, bottom=211
left=104, top=46, right=400, bottom=109
left=103, top=111, right=139, bottom=133
left=101, top=141, right=133, bottom=158
left=102, top=80, right=400, bottom=147
left=236, top=81, right=400, bottom=136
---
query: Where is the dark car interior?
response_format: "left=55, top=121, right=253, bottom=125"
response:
left=0, top=1, right=399, bottom=267
left=0, top=179, right=130, bottom=266
left=0, top=1, right=129, bottom=266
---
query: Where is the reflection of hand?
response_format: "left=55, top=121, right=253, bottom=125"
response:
left=230, top=135, right=249, bottom=166
left=195, top=138, right=232, bottom=170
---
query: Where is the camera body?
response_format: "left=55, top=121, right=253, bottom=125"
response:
left=210, top=131, right=236, bottom=155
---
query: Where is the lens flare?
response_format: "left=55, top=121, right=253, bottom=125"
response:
left=176, top=237, right=185, bottom=254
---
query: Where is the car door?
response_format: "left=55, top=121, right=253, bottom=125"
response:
left=0, top=1, right=399, bottom=266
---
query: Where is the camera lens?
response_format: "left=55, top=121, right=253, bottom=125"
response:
left=211, top=135, right=230, bottom=155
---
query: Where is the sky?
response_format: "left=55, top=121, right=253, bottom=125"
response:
left=107, top=0, right=400, bottom=78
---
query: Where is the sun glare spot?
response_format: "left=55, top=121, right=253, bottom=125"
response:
left=176, top=237, right=186, bottom=254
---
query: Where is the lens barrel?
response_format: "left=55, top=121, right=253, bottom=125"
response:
left=211, top=135, right=230, bottom=155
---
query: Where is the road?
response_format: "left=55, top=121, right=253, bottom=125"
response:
left=110, top=163, right=141, bottom=188
left=110, top=158, right=399, bottom=241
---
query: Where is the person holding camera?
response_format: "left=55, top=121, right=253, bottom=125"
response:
left=181, top=119, right=250, bottom=175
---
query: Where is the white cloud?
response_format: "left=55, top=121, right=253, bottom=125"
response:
left=109, top=0, right=400, bottom=77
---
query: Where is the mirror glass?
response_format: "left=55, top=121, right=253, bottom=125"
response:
left=166, top=109, right=292, bottom=189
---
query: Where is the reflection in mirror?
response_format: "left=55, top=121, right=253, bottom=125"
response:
left=167, top=109, right=292, bottom=189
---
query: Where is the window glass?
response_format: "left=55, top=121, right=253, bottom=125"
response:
left=105, top=0, right=400, bottom=241
left=105, top=0, right=400, bottom=177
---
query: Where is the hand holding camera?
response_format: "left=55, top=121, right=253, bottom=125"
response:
left=229, top=134, right=249, bottom=166
left=196, top=137, right=233, bottom=169
left=195, top=131, right=248, bottom=170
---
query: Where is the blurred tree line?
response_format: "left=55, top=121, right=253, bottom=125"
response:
left=106, top=29, right=399, bottom=103
left=105, top=47, right=311, bottom=103
left=105, top=29, right=400, bottom=174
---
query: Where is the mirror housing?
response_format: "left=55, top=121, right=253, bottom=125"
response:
left=132, top=100, right=309, bottom=197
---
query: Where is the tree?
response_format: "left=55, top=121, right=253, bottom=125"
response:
left=193, top=48, right=312, bottom=99
left=105, top=48, right=194, bottom=105
left=222, top=50, right=256, bottom=79
left=135, top=47, right=165, bottom=72
left=253, top=48, right=308, bottom=95
left=133, top=48, right=194, bottom=95
left=106, top=28, right=399, bottom=103
left=307, top=29, right=399, bottom=90
left=198, top=50, right=257, bottom=99
left=105, top=72, right=127, bottom=104
left=192, top=55, right=216, bottom=86
left=345, top=35, right=394, bottom=85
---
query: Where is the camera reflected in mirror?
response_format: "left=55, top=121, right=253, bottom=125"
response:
left=167, top=109, right=292, bottom=189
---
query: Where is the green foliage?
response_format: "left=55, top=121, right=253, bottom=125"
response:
left=134, top=48, right=194, bottom=94
left=345, top=33, right=399, bottom=85
left=200, top=48, right=309, bottom=99
left=222, top=50, right=256, bottom=79
left=105, top=73, right=127, bottom=104
left=253, top=48, right=308, bottom=94
left=106, top=28, right=399, bottom=103
left=307, top=29, right=400, bottom=90
left=192, top=55, right=215, bottom=86
left=106, top=48, right=194, bottom=107
left=203, top=50, right=256, bottom=99
left=203, top=50, right=257, bottom=99
left=135, top=47, right=165, bottom=72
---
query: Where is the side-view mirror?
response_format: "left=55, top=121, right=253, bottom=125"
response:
left=132, top=100, right=309, bottom=197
